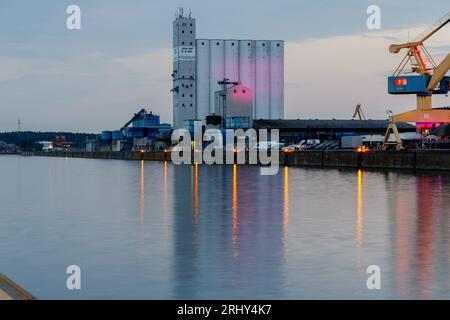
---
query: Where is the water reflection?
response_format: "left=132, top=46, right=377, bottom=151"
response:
left=356, top=169, right=363, bottom=248
left=389, top=173, right=450, bottom=299
left=192, top=164, right=199, bottom=225
left=283, top=166, right=289, bottom=257
left=173, top=164, right=199, bottom=299
left=394, top=174, right=409, bottom=297
left=164, top=161, right=168, bottom=211
left=415, top=176, right=434, bottom=299
left=2, top=156, right=450, bottom=299
left=172, top=164, right=285, bottom=299
left=140, top=160, right=145, bottom=226
left=232, top=164, right=238, bottom=257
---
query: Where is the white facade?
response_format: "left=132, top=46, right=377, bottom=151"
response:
left=224, top=40, right=239, bottom=84
left=255, top=40, right=271, bottom=119
left=172, top=11, right=197, bottom=128
left=195, top=39, right=284, bottom=121
left=196, top=39, right=210, bottom=120
left=172, top=12, right=284, bottom=128
left=270, top=42, right=284, bottom=119
left=239, top=41, right=256, bottom=118
left=209, top=40, right=225, bottom=115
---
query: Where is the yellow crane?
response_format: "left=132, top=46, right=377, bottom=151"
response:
left=383, top=12, right=450, bottom=150
left=352, top=104, right=366, bottom=120
left=388, top=11, right=450, bottom=119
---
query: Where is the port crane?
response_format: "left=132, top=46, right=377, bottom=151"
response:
left=352, top=104, right=366, bottom=120
left=383, top=11, right=450, bottom=149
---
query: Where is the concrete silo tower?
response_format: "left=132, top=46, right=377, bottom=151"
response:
left=172, top=8, right=196, bottom=128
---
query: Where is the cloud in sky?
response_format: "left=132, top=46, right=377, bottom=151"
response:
left=284, top=26, right=450, bottom=120
left=0, top=1, right=449, bottom=132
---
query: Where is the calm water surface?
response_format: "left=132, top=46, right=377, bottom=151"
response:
left=0, top=155, right=449, bottom=299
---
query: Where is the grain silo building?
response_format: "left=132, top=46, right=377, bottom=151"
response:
left=172, top=9, right=284, bottom=128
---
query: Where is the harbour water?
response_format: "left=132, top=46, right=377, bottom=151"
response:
left=0, top=155, right=449, bottom=299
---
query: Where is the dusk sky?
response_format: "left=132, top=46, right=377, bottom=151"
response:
left=1, top=1, right=449, bottom=132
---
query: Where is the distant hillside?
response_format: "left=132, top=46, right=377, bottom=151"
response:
left=0, top=131, right=98, bottom=148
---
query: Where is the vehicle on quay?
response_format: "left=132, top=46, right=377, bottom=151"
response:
left=254, top=141, right=286, bottom=151
left=282, top=144, right=296, bottom=153
left=294, top=139, right=321, bottom=150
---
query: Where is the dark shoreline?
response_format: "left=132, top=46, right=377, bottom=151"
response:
left=30, top=150, right=450, bottom=172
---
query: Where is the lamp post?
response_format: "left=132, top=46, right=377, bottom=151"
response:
left=218, top=78, right=239, bottom=129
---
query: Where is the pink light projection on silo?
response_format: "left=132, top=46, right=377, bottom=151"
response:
left=196, top=39, right=284, bottom=120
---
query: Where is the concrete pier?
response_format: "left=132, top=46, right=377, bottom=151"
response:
left=0, top=274, right=34, bottom=300
left=33, top=149, right=450, bottom=172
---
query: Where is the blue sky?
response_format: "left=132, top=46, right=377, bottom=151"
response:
left=0, top=1, right=449, bottom=132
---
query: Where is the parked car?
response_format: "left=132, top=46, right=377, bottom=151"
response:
left=305, top=141, right=321, bottom=149
left=312, top=142, right=328, bottom=150
left=253, top=141, right=285, bottom=151
left=294, top=140, right=307, bottom=150
left=313, top=141, right=331, bottom=150
left=294, top=139, right=320, bottom=150
left=282, top=144, right=296, bottom=153
left=325, top=143, right=339, bottom=150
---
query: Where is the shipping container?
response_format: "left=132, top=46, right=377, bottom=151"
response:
left=341, top=135, right=363, bottom=149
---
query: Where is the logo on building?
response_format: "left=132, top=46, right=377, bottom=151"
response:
left=173, top=46, right=196, bottom=61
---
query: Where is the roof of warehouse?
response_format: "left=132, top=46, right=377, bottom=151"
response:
left=252, top=119, right=416, bottom=130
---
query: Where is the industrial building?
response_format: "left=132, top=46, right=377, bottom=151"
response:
left=253, top=119, right=416, bottom=144
left=172, top=9, right=284, bottom=129
left=89, top=109, right=172, bottom=152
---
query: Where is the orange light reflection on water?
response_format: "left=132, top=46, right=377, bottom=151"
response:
left=283, top=166, right=289, bottom=255
left=357, top=169, right=363, bottom=248
left=232, top=164, right=238, bottom=257
left=140, top=160, right=145, bottom=225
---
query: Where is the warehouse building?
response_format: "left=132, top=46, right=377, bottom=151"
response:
left=253, top=119, right=417, bottom=144
left=172, top=9, right=284, bottom=128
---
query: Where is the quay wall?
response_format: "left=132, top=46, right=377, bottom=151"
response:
left=33, top=150, right=450, bottom=171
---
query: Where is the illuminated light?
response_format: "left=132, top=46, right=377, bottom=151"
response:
left=394, top=78, right=408, bottom=86
left=356, top=146, right=369, bottom=153
left=140, top=149, right=145, bottom=153
left=416, top=122, right=443, bottom=129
